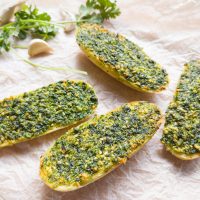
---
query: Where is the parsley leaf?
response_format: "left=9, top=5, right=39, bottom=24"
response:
left=76, top=0, right=121, bottom=24
left=0, top=29, right=11, bottom=52
left=14, top=5, right=58, bottom=40
left=0, top=5, right=58, bottom=53
left=0, top=1, right=121, bottom=53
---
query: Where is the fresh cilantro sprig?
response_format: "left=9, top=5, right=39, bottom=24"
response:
left=14, top=5, right=58, bottom=40
left=0, top=1, right=121, bottom=53
left=76, top=0, right=121, bottom=24
left=0, top=1, right=120, bottom=74
left=0, top=5, right=58, bottom=53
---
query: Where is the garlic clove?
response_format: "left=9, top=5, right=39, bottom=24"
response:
left=28, top=39, right=53, bottom=57
left=60, top=9, right=76, bottom=33
left=0, top=0, right=27, bottom=25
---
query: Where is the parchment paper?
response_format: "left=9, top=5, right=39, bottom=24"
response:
left=0, top=0, right=200, bottom=199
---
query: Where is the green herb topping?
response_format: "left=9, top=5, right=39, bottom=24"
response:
left=40, top=102, right=162, bottom=189
left=0, top=80, right=98, bottom=147
left=76, top=24, right=169, bottom=92
left=161, top=60, right=200, bottom=155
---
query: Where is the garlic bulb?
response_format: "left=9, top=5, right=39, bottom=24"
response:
left=60, top=9, right=76, bottom=33
left=0, top=0, right=27, bottom=25
left=28, top=39, right=53, bottom=57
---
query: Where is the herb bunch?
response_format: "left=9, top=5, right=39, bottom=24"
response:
left=0, top=5, right=58, bottom=53
left=0, top=1, right=120, bottom=53
left=76, top=0, right=121, bottom=24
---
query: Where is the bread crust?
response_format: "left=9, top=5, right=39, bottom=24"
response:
left=76, top=24, right=169, bottom=93
left=0, top=80, right=98, bottom=148
left=161, top=61, right=200, bottom=160
left=40, top=101, right=163, bottom=192
left=0, top=116, right=91, bottom=149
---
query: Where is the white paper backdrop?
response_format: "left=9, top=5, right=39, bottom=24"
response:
left=0, top=0, right=200, bottom=199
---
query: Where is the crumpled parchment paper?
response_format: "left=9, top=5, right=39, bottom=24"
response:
left=0, top=0, right=200, bottom=199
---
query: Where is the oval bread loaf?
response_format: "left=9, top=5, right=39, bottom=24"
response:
left=0, top=80, right=98, bottom=148
left=40, top=101, right=162, bottom=191
left=76, top=23, right=169, bottom=93
left=161, top=60, right=200, bottom=160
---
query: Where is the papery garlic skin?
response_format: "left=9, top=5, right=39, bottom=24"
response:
left=28, top=39, right=53, bottom=57
left=60, top=9, right=76, bottom=33
left=0, top=0, right=27, bottom=25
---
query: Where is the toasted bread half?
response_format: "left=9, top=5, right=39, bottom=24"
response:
left=0, top=80, right=98, bottom=148
left=161, top=60, right=200, bottom=160
left=40, top=101, right=163, bottom=191
left=76, top=23, right=169, bottom=93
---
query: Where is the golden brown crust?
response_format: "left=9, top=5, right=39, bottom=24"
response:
left=166, top=147, right=200, bottom=160
left=40, top=101, right=163, bottom=192
left=0, top=80, right=97, bottom=148
left=76, top=24, right=169, bottom=93
left=162, top=61, right=200, bottom=160
left=0, top=116, right=92, bottom=149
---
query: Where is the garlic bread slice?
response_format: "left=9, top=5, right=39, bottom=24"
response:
left=161, top=60, right=200, bottom=160
left=40, top=101, right=162, bottom=191
left=76, top=23, right=169, bottom=93
left=0, top=80, right=98, bottom=148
